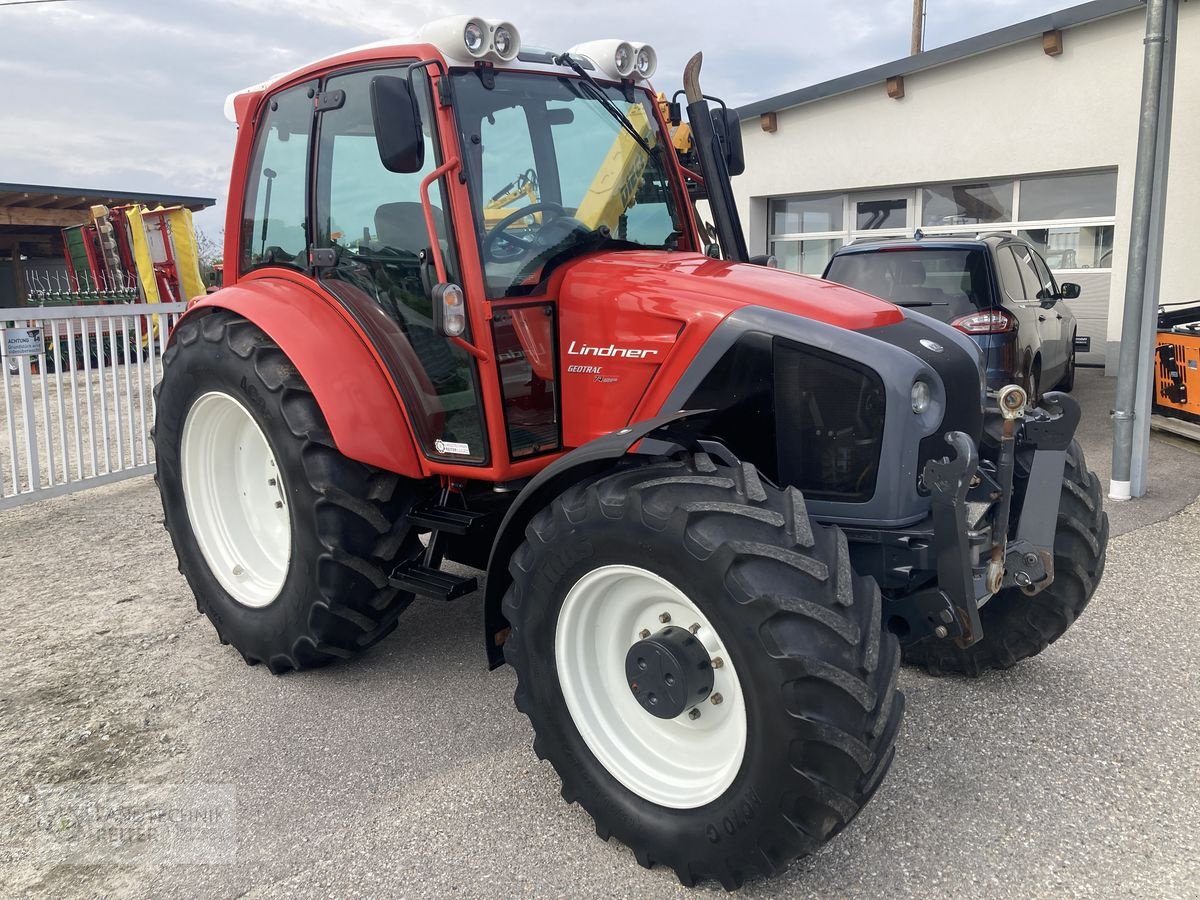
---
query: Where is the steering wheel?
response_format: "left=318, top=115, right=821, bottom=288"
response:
left=483, top=201, right=567, bottom=263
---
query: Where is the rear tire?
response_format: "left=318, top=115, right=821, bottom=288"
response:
left=903, top=440, right=1106, bottom=676
left=154, top=311, right=422, bottom=673
left=502, top=453, right=903, bottom=888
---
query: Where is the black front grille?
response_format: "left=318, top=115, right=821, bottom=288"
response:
left=773, top=339, right=886, bottom=502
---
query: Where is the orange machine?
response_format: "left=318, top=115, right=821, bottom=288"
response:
left=1154, top=303, right=1200, bottom=422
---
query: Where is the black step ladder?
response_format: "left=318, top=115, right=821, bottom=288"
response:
left=388, top=492, right=482, bottom=602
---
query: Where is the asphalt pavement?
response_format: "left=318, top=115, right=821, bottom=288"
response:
left=2, top=368, right=1198, bottom=899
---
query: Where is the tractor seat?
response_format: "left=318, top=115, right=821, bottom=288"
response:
left=375, top=201, right=444, bottom=255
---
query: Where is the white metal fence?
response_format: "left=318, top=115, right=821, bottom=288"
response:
left=1, top=303, right=187, bottom=510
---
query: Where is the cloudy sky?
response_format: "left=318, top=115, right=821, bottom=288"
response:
left=0, top=0, right=1071, bottom=238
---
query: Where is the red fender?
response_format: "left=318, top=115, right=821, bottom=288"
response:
left=181, top=274, right=426, bottom=479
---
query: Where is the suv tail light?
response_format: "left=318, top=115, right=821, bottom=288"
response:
left=951, top=309, right=1015, bottom=335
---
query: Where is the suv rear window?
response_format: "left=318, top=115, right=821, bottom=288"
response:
left=825, top=248, right=992, bottom=323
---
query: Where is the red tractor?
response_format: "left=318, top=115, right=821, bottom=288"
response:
left=154, top=17, right=1108, bottom=888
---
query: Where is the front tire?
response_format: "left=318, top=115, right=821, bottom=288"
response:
left=903, top=440, right=1107, bottom=676
left=502, top=453, right=903, bottom=888
left=154, top=311, right=421, bottom=673
left=1056, top=336, right=1077, bottom=392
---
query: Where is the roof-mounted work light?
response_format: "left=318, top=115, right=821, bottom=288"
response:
left=418, top=16, right=521, bottom=64
left=567, top=39, right=657, bottom=81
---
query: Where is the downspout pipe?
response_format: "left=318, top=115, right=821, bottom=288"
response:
left=682, top=53, right=749, bottom=263
left=1130, top=0, right=1178, bottom=497
left=1111, top=0, right=1173, bottom=500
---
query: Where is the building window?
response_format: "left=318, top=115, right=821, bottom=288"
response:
left=769, top=195, right=842, bottom=234
left=1018, top=225, right=1114, bottom=270
left=856, top=198, right=907, bottom=230
left=922, top=180, right=1013, bottom=226
left=763, top=167, right=1117, bottom=278
left=770, top=238, right=840, bottom=275
left=1018, top=170, right=1117, bottom=220
left=768, top=194, right=846, bottom=274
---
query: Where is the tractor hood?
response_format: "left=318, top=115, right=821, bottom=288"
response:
left=550, top=250, right=910, bottom=447
left=552, top=249, right=904, bottom=332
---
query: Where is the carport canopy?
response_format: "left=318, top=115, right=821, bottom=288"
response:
left=0, top=181, right=215, bottom=305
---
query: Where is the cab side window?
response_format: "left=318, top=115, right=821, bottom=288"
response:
left=240, top=82, right=315, bottom=273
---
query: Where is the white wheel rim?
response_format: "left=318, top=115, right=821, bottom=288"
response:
left=555, top=564, right=747, bottom=808
left=180, top=391, right=291, bottom=608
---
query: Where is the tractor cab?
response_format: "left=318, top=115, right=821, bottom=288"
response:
left=220, top=19, right=758, bottom=480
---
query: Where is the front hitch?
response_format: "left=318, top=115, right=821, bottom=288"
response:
left=985, top=383, right=1028, bottom=595
left=1000, top=390, right=1083, bottom=594
left=920, top=431, right=984, bottom=646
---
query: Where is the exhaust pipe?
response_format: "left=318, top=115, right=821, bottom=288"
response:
left=682, top=53, right=749, bottom=263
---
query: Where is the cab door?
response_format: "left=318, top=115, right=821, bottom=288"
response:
left=309, top=65, right=490, bottom=465
left=474, top=97, right=562, bottom=460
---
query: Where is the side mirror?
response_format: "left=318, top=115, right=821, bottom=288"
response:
left=370, top=75, right=424, bottom=174
left=709, top=107, right=745, bottom=177
left=1059, top=282, right=1082, bottom=300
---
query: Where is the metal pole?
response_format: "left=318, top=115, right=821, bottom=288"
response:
left=1130, top=0, right=1178, bottom=497
left=911, top=0, right=926, bottom=56
left=1110, top=0, right=1170, bottom=501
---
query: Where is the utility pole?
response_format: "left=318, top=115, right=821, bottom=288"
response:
left=911, top=0, right=926, bottom=55
left=1110, top=0, right=1179, bottom=500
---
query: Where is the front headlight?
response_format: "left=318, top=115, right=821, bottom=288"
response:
left=911, top=380, right=931, bottom=414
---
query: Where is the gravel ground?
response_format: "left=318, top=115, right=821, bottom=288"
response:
left=2, top=370, right=1199, bottom=899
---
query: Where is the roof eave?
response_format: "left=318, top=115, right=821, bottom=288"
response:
left=736, top=0, right=1144, bottom=119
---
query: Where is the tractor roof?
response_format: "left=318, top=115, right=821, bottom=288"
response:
left=224, top=17, right=659, bottom=124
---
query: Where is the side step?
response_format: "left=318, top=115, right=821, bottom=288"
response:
left=389, top=559, right=478, bottom=602
left=406, top=502, right=490, bottom=536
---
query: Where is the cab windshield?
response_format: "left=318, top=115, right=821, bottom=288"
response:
left=452, top=70, right=686, bottom=298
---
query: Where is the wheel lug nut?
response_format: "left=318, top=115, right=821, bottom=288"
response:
left=688, top=708, right=701, bottom=720
left=274, top=501, right=283, bottom=509
left=689, top=622, right=701, bottom=634
left=232, top=565, right=244, bottom=576
left=638, top=629, right=650, bottom=639
left=268, top=478, right=277, bottom=486
left=710, top=693, right=723, bottom=706
left=658, top=612, right=671, bottom=623
left=711, top=657, right=724, bottom=669
left=935, top=625, right=949, bottom=639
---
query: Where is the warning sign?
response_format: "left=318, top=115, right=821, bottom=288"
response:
left=2, top=327, right=43, bottom=357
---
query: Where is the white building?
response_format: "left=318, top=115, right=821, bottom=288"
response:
left=732, top=0, right=1198, bottom=369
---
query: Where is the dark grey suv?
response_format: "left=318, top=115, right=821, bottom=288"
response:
left=823, top=234, right=1080, bottom=399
